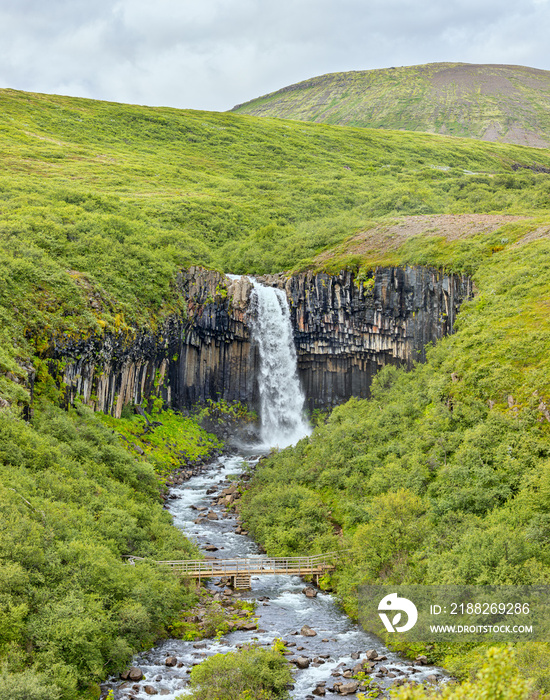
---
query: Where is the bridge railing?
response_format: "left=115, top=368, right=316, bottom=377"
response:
left=126, top=551, right=343, bottom=576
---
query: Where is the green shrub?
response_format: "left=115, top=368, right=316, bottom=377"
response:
left=0, top=666, right=61, bottom=700
left=184, top=645, right=292, bottom=700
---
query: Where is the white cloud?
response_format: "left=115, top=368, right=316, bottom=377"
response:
left=0, top=0, right=548, bottom=111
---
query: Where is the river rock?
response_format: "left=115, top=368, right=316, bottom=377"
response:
left=365, top=649, right=378, bottom=660
left=128, top=668, right=143, bottom=682
left=301, top=625, right=317, bottom=637
left=293, top=656, right=311, bottom=669
left=338, top=680, right=359, bottom=695
left=144, top=686, right=158, bottom=695
left=302, top=587, right=317, bottom=598
left=416, top=655, right=428, bottom=665
left=165, top=656, right=178, bottom=667
left=207, top=511, right=218, bottom=520
left=313, top=686, right=326, bottom=696
left=205, top=545, right=218, bottom=551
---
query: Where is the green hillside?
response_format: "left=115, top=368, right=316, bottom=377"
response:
left=231, top=62, right=550, bottom=147
left=241, top=226, right=550, bottom=691
left=2, top=86, right=550, bottom=411
left=1, top=87, right=550, bottom=697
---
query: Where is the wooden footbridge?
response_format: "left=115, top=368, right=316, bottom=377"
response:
left=127, top=552, right=341, bottom=589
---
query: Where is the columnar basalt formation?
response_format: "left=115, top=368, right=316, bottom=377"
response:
left=174, top=269, right=256, bottom=407
left=56, top=266, right=473, bottom=416
left=260, top=268, right=473, bottom=408
left=59, top=269, right=256, bottom=416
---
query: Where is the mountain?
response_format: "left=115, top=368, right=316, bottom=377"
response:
left=231, top=62, right=550, bottom=147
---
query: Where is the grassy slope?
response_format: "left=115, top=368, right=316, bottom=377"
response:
left=231, top=62, right=550, bottom=147
left=240, top=230, right=550, bottom=691
left=1, top=88, right=550, bottom=696
left=2, top=87, right=550, bottom=408
left=0, top=399, right=202, bottom=699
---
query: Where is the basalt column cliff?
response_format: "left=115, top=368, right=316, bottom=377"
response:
left=262, top=267, right=473, bottom=408
left=58, top=267, right=473, bottom=415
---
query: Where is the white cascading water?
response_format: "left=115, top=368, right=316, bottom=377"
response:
left=250, top=279, right=311, bottom=448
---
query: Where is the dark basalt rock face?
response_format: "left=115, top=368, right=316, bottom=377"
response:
left=55, top=266, right=473, bottom=416
left=59, top=268, right=257, bottom=416
left=261, top=267, right=473, bottom=408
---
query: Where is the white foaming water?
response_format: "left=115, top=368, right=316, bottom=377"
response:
left=250, top=279, right=311, bottom=448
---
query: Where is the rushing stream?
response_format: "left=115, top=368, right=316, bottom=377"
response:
left=104, top=281, right=446, bottom=698
left=105, top=453, right=446, bottom=699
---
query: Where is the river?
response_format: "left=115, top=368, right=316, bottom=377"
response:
left=104, top=450, right=446, bottom=700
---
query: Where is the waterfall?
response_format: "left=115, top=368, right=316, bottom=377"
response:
left=249, top=279, right=311, bottom=448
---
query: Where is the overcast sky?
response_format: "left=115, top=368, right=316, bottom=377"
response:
left=1, top=0, right=549, bottom=112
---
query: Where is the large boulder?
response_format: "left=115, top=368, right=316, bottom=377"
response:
left=165, top=656, right=178, bottom=667
left=293, top=656, right=311, bottom=669
left=338, top=680, right=359, bottom=695
left=128, top=667, right=143, bottom=682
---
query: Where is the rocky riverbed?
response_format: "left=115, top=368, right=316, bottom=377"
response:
left=102, top=452, right=447, bottom=699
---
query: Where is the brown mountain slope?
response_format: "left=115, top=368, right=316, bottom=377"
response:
left=231, top=63, right=550, bottom=147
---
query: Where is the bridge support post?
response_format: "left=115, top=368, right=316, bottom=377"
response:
left=232, top=573, right=251, bottom=590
